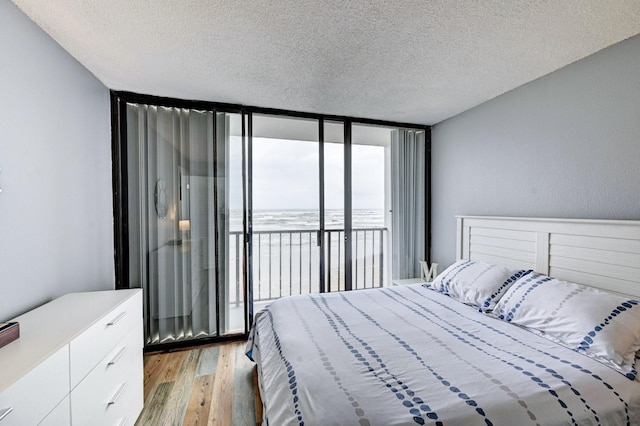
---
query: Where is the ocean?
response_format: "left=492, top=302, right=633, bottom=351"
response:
left=228, top=209, right=387, bottom=302
left=230, top=209, right=385, bottom=231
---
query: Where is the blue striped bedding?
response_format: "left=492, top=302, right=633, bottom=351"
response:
left=246, top=284, right=640, bottom=425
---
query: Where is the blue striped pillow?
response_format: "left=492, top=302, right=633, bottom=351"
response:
left=430, top=260, right=532, bottom=312
left=493, top=272, right=640, bottom=380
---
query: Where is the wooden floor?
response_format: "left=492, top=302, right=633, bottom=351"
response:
left=135, top=341, right=262, bottom=426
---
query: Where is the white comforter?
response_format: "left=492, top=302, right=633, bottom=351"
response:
left=246, top=284, right=640, bottom=425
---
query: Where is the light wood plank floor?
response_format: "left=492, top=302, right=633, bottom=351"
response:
left=135, top=341, right=262, bottom=426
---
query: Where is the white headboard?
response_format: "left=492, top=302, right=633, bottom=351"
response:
left=456, top=216, right=640, bottom=298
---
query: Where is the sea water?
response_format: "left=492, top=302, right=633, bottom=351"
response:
left=228, top=209, right=387, bottom=301
left=230, top=209, right=384, bottom=231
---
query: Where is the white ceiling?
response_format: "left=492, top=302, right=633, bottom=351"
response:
left=12, top=0, right=640, bottom=125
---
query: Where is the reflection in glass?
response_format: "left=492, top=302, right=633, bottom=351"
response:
left=125, top=103, right=245, bottom=346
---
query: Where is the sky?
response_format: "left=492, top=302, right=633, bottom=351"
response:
left=229, top=137, right=386, bottom=211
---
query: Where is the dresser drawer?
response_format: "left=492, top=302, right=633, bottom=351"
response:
left=70, top=323, right=143, bottom=426
left=39, top=396, right=70, bottom=426
left=69, top=291, right=142, bottom=388
left=105, top=364, right=143, bottom=426
left=0, top=346, right=69, bottom=426
left=71, top=360, right=143, bottom=426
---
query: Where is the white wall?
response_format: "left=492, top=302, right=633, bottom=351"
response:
left=0, top=0, right=114, bottom=319
left=431, top=34, right=640, bottom=268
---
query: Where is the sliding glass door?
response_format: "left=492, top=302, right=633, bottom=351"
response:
left=351, top=124, right=391, bottom=288
left=250, top=114, right=320, bottom=310
left=245, top=117, right=425, bottom=303
left=116, top=98, right=248, bottom=348
left=324, top=123, right=427, bottom=290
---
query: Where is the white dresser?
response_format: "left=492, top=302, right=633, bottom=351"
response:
left=0, top=289, right=143, bottom=426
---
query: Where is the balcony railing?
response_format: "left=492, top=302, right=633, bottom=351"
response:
left=229, top=228, right=387, bottom=303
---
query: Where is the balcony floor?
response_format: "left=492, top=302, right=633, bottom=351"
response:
left=228, top=300, right=270, bottom=333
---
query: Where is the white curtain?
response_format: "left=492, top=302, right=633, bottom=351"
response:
left=391, top=129, right=426, bottom=279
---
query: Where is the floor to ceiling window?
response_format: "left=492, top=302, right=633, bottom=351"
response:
left=351, top=124, right=393, bottom=288
left=250, top=114, right=320, bottom=312
left=113, top=96, right=249, bottom=348
left=244, top=118, right=429, bottom=315
left=112, top=92, right=429, bottom=350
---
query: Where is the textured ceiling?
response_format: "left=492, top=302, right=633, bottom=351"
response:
left=11, top=0, right=640, bottom=125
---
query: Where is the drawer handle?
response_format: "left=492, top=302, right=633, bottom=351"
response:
left=108, top=347, right=127, bottom=366
left=118, top=416, right=129, bottom=426
left=108, top=383, right=127, bottom=406
left=0, top=407, right=13, bottom=421
left=107, top=311, right=127, bottom=326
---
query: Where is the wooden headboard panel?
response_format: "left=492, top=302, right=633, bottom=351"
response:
left=456, top=216, right=640, bottom=297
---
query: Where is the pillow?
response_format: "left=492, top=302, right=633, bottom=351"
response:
left=430, top=260, right=532, bottom=311
left=493, top=272, right=640, bottom=380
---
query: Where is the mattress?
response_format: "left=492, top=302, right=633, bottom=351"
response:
left=246, top=284, right=640, bottom=425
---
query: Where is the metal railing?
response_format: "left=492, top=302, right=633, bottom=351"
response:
left=229, top=228, right=387, bottom=303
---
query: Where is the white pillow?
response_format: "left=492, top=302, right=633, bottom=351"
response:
left=493, top=272, right=640, bottom=380
left=431, top=260, right=532, bottom=311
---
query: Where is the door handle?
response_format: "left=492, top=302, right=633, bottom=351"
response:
left=107, top=311, right=127, bottom=326
left=108, top=347, right=127, bottom=366
left=108, top=383, right=127, bottom=406
left=0, top=407, right=13, bottom=422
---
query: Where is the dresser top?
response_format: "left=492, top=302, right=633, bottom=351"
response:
left=0, top=289, right=141, bottom=393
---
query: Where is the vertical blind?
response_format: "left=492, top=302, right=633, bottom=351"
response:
left=125, top=103, right=233, bottom=345
left=390, top=129, right=426, bottom=279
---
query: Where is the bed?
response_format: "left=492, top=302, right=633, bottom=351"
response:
left=246, top=216, right=640, bottom=425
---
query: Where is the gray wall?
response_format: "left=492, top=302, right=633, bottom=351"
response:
left=0, top=0, right=114, bottom=319
left=431, top=34, right=640, bottom=269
